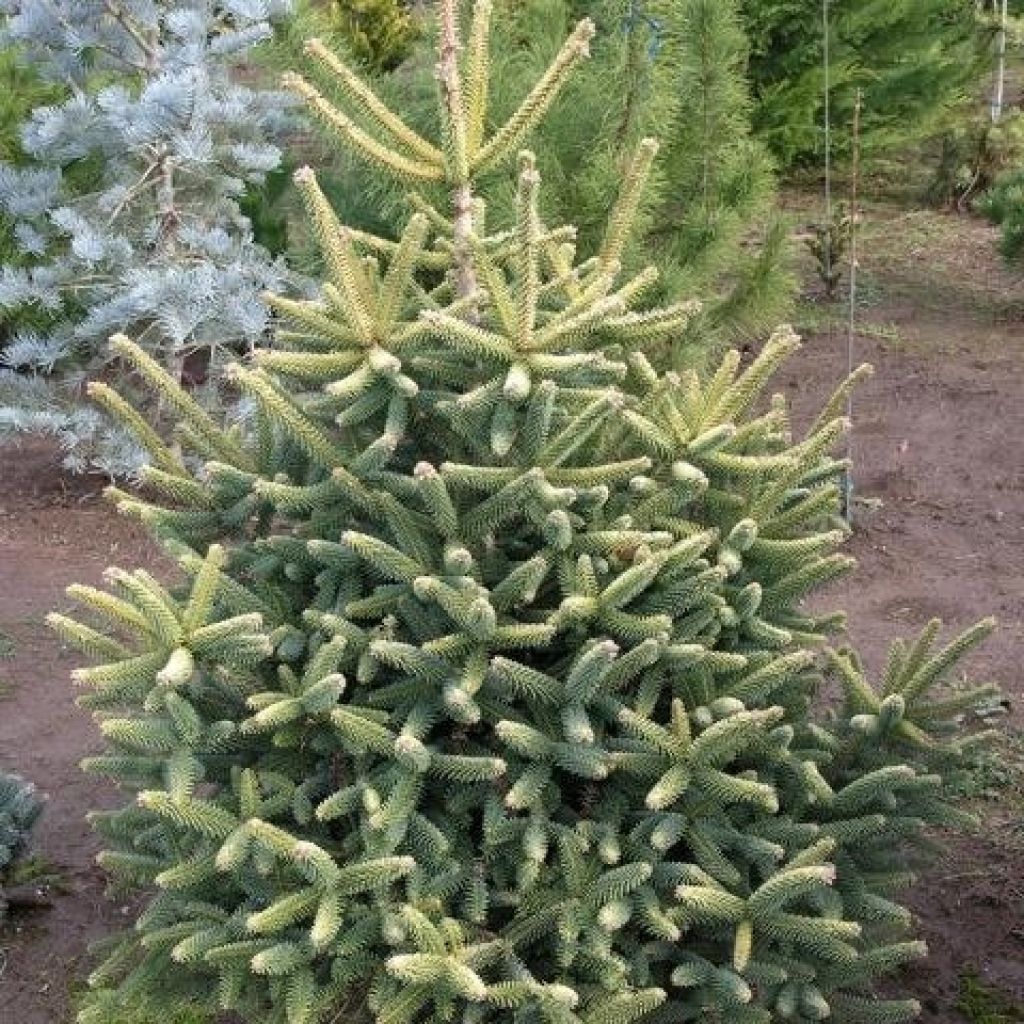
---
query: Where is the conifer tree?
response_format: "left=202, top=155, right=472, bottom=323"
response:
left=0, top=769, right=43, bottom=919
left=55, top=5, right=997, bottom=1023
left=293, top=0, right=790, bottom=352
left=0, top=1, right=293, bottom=476
left=739, top=0, right=987, bottom=168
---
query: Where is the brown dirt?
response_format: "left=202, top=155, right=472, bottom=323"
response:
left=0, top=439, right=161, bottom=1022
left=0, top=207, right=1022, bottom=1022
left=782, top=197, right=1024, bottom=1021
left=786, top=320, right=1024, bottom=1022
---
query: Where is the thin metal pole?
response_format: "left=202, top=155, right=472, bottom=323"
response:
left=822, top=0, right=832, bottom=284
left=843, top=90, right=862, bottom=524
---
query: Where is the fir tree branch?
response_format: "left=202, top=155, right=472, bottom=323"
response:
left=103, top=0, right=159, bottom=71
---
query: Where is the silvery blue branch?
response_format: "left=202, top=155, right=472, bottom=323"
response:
left=0, top=1, right=296, bottom=476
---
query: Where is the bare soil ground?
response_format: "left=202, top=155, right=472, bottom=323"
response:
left=785, top=195, right=1024, bottom=1021
left=0, top=440, right=162, bottom=1021
left=0, top=199, right=1022, bottom=1023
left=786, top=332, right=1024, bottom=1022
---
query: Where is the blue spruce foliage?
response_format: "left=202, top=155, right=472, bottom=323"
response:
left=0, top=0, right=294, bottom=476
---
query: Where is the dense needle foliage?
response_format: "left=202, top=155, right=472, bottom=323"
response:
left=0, top=0, right=293, bottom=476
left=54, top=5, right=998, bottom=1023
left=739, top=0, right=987, bottom=168
left=0, top=769, right=43, bottom=919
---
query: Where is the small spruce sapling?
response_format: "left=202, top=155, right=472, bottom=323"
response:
left=805, top=205, right=852, bottom=300
left=56, top=4, right=998, bottom=1023
left=0, top=769, right=44, bottom=919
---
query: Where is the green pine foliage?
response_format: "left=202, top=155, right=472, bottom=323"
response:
left=325, top=0, right=417, bottom=70
left=981, top=167, right=1024, bottom=263
left=58, top=5, right=997, bottom=1023
left=739, top=0, right=988, bottom=169
left=273, top=0, right=418, bottom=74
left=241, top=163, right=296, bottom=261
left=489, top=0, right=792, bottom=349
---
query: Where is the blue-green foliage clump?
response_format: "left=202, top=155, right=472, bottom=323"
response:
left=54, top=5, right=998, bottom=1023
left=0, top=769, right=41, bottom=871
left=0, top=769, right=43, bottom=916
left=0, top=43, right=65, bottom=349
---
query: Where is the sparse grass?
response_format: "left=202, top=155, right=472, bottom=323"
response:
left=957, top=968, right=1024, bottom=1024
left=1, top=625, right=23, bottom=698
left=791, top=302, right=906, bottom=347
left=857, top=206, right=1024, bottom=318
left=782, top=188, right=1024, bottom=326
left=950, top=726, right=1024, bottom=820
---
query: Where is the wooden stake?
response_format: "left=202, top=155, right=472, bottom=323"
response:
left=822, top=0, right=832, bottom=288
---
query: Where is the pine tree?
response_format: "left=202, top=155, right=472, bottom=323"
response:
left=55, top=5, right=997, bottom=1023
left=287, top=0, right=790, bottom=353
left=324, top=0, right=417, bottom=71
left=0, top=769, right=43, bottom=919
left=0, top=1, right=294, bottom=477
left=739, top=0, right=988, bottom=169
left=490, top=0, right=791, bottom=350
